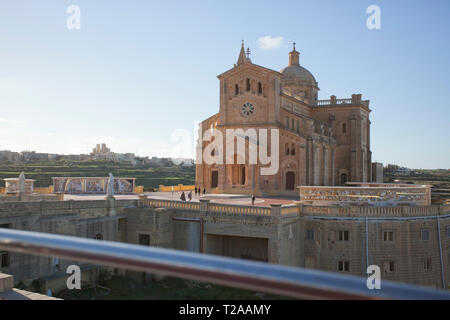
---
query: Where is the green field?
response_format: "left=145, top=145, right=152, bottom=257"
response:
left=0, top=160, right=195, bottom=191
left=55, top=275, right=291, bottom=300
left=384, top=169, right=450, bottom=188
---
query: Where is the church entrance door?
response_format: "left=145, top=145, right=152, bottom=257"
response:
left=211, top=171, right=218, bottom=188
left=241, top=166, right=246, bottom=185
left=286, top=171, right=295, bottom=190
left=340, top=173, right=348, bottom=186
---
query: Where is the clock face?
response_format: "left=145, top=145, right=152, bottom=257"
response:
left=241, top=102, right=254, bottom=117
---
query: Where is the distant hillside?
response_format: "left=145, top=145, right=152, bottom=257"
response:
left=0, top=159, right=195, bottom=191
left=384, top=168, right=450, bottom=188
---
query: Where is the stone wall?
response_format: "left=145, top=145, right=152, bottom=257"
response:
left=300, top=214, right=449, bottom=289
left=137, top=199, right=450, bottom=289
left=0, top=198, right=137, bottom=286
left=1, top=196, right=449, bottom=291
left=0, top=194, right=58, bottom=202
left=124, top=201, right=300, bottom=266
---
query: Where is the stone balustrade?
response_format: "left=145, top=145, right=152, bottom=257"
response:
left=315, top=98, right=369, bottom=107
left=142, top=195, right=447, bottom=219
left=145, top=198, right=272, bottom=216
left=207, top=202, right=271, bottom=216
left=145, top=198, right=201, bottom=211
left=300, top=203, right=445, bottom=218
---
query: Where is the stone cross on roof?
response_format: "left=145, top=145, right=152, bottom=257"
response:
left=107, top=173, right=114, bottom=197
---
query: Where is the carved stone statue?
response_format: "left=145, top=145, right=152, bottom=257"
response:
left=18, top=172, right=26, bottom=193
left=107, top=173, right=115, bottom=197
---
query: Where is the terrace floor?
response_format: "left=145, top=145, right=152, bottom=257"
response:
left=63, top=192, right=299, bottom=207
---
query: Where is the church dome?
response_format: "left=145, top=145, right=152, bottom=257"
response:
left=280, top=65, right=316, bottom=83
left=280, top=44, right=317, bottom=84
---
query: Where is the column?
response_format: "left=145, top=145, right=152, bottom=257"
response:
left=331, top=148, right=335, bottom=186
left=323, top=147, right=328, bottom=186
left=313, top=143, right=319, bottom=186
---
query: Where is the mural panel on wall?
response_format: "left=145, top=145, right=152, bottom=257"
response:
left=52, top=177, right=136, bottom=194
left=66, top=178, right=83, bottom=193
left=86, top=179, right=105, bottom=193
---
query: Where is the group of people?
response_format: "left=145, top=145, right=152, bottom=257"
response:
left=194, top=186, right=205, bottom=196
left=179, top=186, right=206, bottom=202
left=180, top=188, right=257, bottom=206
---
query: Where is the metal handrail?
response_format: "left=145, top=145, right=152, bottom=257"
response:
left=0, top=229, right=449, bottom=300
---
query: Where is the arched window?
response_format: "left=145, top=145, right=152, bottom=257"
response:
left=291, top=119, right=294, bottom=130
left=285, top=143, right=290, bottom=156
left=258, top=82, right=262, bottom=94
left=246, top=78, right=251, bottom=91
left=296, top=120, right=300, bottom=133
left=342, top=123, right=346, bottom=134
left=235, top=84, right=239, bottom=95
left=291, top=143, right=295, bottom=156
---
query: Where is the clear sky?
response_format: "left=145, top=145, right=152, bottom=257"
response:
left=0, top=0, right=449, bottom=169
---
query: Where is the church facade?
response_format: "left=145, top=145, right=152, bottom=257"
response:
left=196, top=43, right=373, bottom=196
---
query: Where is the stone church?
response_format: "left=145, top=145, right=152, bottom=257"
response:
left=196, top=42, right=373, bottom=196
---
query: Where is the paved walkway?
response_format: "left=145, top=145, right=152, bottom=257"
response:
left=63, top=194, right=140, bottom=201
left=146, top=191, right=298, bottom=207
left=62, top=192, right=299, bottom=207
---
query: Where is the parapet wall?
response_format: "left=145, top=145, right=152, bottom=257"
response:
left=145, top=197, right=446, bottom=219
left=299, top=203, right=447, bottom=218
left=158, top=184, right=195, bottom=192
left=0, top=193, right=58, bottom=202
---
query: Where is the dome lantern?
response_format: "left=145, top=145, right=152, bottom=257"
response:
left=289, top=42, right=300, bottom=66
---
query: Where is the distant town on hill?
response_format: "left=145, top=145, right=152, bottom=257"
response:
left=0, top=144, right=195, bottom=191
left=0, top=143, right=194, bottom=167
